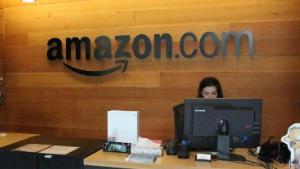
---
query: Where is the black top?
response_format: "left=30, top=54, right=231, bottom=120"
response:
left=0, top=136, right=105, bottom=169
left=0, top=136, right=104, bottom=158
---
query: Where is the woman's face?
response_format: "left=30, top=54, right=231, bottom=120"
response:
left=202, top=86, right=218, bottom=99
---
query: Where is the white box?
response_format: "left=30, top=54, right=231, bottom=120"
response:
left=107, top=110, right=139, bottom=144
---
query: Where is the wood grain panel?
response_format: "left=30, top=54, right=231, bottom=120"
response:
left=3, top=72, right=300, bottom=139
left=1, top=0, right=300, bottom=142
left=4, top=100, right=173, bottom=119
left=0, top=124, right=63, bottom=136
left=0, top=11, right=2, bottom=24
left=5, top=87, right=300, bottom=105
left=6, top=72, right=160, bottom=87
left=0, top=124, right=174, bottom=140
left=160, top=72, right=300, bottom=88
left=4, top=20, right=300, bottom=45
left=0, top=0, right=4, bottom=122
left=3, top=19, right=300, bottom=74
left=3, top=1, right=300, bottom=34
left=4, top=0, right=300, bottom=26
left=4, top=98, right=299, bottom=121
left=4, top=54, right=300, bottom=73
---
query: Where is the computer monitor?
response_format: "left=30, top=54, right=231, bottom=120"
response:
left=178, top=98, right=262, bottom=152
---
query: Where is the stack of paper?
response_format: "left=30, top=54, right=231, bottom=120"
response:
left=13, top=144, right=52, bottom=153
left=126, top=154, right=156, bottom=164
left=130, top=137, right=163, bottom=156
left=39, top=145, right=79, bottom=155
left=13, top=144, right=78, bottom=155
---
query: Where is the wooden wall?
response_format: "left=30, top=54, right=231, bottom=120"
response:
left=1, top=0, right=300, bottom=141
left=0, top=0, right=3, bottom=72
left=0, top=0, right=4, bottom=115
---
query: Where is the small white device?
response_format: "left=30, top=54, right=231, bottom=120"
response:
left=196, top=153, right=212, bottom=162
left=107, top=110, right=139, bottom=144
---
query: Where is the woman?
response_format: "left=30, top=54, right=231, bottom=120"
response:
left=197, top=77, right=223, bottom=99
left=173, top=77, right=223, bottom=140
left=174, top=76, right=223, bottom=110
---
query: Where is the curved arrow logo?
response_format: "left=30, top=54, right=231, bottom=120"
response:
left=63, top=59, right=128, bottom=76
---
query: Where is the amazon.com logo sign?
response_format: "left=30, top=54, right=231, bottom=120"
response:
left=47, top=31, right=254, bottom=76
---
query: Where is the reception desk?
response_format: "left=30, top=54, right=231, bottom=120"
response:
left=84, top=149, right=283, bottom=169
left=0, top=133, right=288, bottom=169
left=0, top=132, right=37, bottom=147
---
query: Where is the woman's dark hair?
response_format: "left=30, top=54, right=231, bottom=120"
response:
left=197, top=77, right=223, bottom=98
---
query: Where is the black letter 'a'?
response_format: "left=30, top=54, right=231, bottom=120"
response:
left=115, top=35, right=131, bottom=58
left=94, top=36, right=112, bottom=60
left=47, top=38, right=63, bottom=60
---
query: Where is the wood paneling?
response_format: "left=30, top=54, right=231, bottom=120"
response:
left=0, top=0, right=4, bottom=125
left=0, top=0, right=300, bottom=142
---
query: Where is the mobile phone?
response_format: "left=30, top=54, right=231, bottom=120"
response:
left=103, top=141, right=131, bottom=153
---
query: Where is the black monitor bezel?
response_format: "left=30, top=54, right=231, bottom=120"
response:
left=183, top=98, right=262, bottom=150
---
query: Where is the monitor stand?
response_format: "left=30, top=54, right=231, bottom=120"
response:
left=217, top=135, right=246, bottom=162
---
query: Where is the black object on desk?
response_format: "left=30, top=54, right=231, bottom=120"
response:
left=166, top=140, right=177, bottom=155
left=0, top=136, right=105, bottom=169
left=177, top=144, right=189, bottom=159
left=177, top=140, right=190, bottom=159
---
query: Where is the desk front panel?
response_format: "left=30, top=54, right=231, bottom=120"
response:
left=84, top=149, right=288, bottom=169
